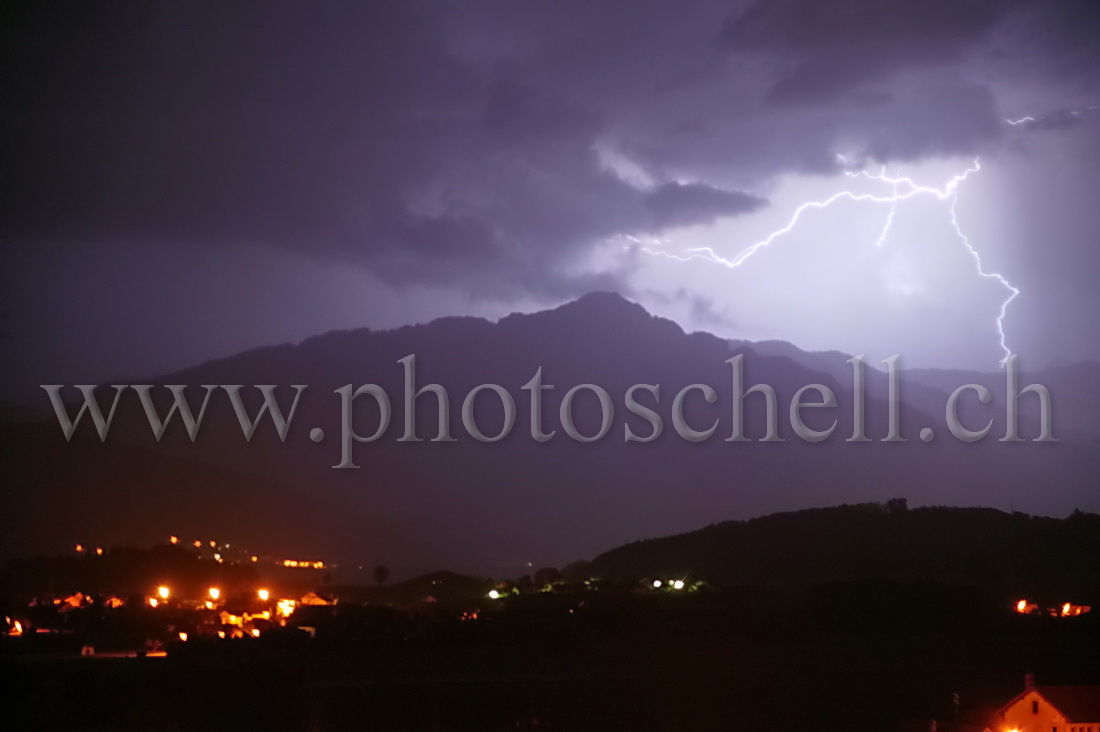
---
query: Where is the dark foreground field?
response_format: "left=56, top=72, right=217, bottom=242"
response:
left=4, top=590, right=1097, bottom=732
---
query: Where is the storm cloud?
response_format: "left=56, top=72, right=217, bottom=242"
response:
left=2, top=0, right=1099, bottom=399
left=7, top=1, right=1089, bottom=289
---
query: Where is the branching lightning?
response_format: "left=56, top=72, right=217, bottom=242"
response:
left=637, top=158, right=1021, bottom=364
left=1005, top=104, right=1097, bottom=127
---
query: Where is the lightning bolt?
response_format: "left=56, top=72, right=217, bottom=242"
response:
left=638, top=158, right=1020, bottom=364
left=1005, top=104, right=1098, bottom=127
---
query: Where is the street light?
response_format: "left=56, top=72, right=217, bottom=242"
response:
left=258, top=589, right=270, bottom=601
left=157, top=586, right=170, bottom=600
left=208, top=587, right=220, bottom=601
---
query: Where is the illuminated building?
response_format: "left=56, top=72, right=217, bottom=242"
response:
left=999, top=675, right=1100, bottom=732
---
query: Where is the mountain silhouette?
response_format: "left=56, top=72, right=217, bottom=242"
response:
left=5, top=292, right=1097, bottom=576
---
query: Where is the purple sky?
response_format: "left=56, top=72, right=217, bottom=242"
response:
left=3, top=0, right=1099, bottom=402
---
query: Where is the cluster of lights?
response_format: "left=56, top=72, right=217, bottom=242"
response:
left=78, top=536, right=328, bottom=574
left=282, top=560, right=326, bottom=569
left=20, top=583, right=299, bottom=643
left=172, top=536, right=268, bottom=566
left=146, top=586, right=279, bottom=608
left=1014, top=599, right=1091, bottom=617
left=652, top=579, right=685, bottom=590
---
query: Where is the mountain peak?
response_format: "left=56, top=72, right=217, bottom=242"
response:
left=556, top=290, right=648, bottom=317
left=498, top=291, right=668, bottom=334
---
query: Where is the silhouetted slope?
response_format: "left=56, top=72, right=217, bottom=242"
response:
left=590, top=503, right=1100, bottom=598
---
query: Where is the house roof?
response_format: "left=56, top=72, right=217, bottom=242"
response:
left=1001, top=686, right=1100, bottom=723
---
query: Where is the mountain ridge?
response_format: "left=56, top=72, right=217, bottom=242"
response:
left=6, top=292, right=1097, bottom=574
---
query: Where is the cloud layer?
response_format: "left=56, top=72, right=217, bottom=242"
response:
left=7, top=1, right=1095, bottom=294
left=2, top=0, right=1099, bottom=395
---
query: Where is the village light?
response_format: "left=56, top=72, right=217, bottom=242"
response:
left=178, top=632, right=188, bottom=642
left=169, top=536, right=178, bottom=544
left=488, top=590, right=500, bottom=599
left=258, top=589, right=270, bottom=601
left=208, top=587, right=220, bottom=601
left=673, top=580, right=685, bottom=590
left=148, top=597, right=159, bottom=608
left=157, top=586, right=170, bottom=600
left=653, top=580, right=662, bottom=588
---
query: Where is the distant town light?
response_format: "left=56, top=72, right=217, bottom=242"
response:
left=653, top=580, right=662, bottom=588
left=193, top=540, right=202, bottom=548
left=258, top=589, right=270, bottom=601
left=148, top=597, right=159, bottom=608
left=673, top=580, right=685, bottom=590
left=74, top=544, right=84, bottom=553
left=251, top=556, right=258, bottom=563
left=208, top=587, right=220, bottom=600
left=95, top=547, right=104, bottom=556
left=488, top=590, right=500, bottom=599
left=282, top=559, right=326, bottom=569
left=251, top=629, right=261, bottom=638
left=217, top=630, right=225, bottom=639
left=157, top=586, right=170, bottom=600
left=1016, top=599, right=1027, bottom=612
left=169, top=536, right=178, bottom=544
left=177, top=632, right=188, bottom=642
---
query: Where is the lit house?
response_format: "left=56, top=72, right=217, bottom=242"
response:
left=1000, top=675, right=1100, bottom=732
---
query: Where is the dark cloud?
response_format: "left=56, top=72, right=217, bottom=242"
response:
left=719, top=0, right=1006, bottom=105
left=644, top=183, right=765, bottom=229
left=2, top=0, right=1097, bottom=302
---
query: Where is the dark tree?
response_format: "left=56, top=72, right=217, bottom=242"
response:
left=372, top=564, right=390, bottom=587
left=533, top=567, right=561, bottom=587
left=886, top=498, right=908, bottom=514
